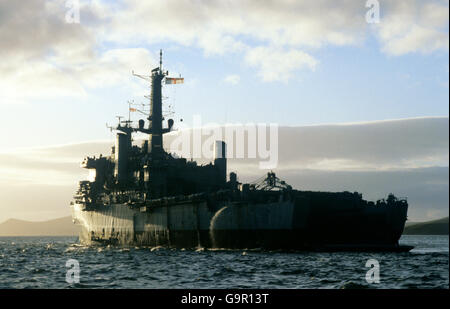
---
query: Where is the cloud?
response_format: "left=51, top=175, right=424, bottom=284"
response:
left=106, top=0, right=367, bottom=49
left=244, top=47, right=318, bottom=82
left=1, top=0, right=448, bottom=100
left=0, top=44, right=156, bottom=104
left=103, top=0, right=448, bottom=77
left=0, top=0, right=157, bottom=104
left=64, top=48, right=156, bottom=88
left=279, top=167, right=449, bottom=222
left=0, top=0, right=94, bottom=65
left=375, top=0, right=449, bottom=55
left=224, top=74, right=240, bottom=85
left=102, top=0, right=362, bottom=81
left=273, top=116, right=449, bottom=171
left=163, top=116, right=448, bottom=172
left=0, top=0, right=95, bottom=104
left=2, top=116, right=447, bottom=183
left=0, top=141, right=111, bottom=185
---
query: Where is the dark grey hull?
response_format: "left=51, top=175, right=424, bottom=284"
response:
left=71, top=192, right=410, bottom=251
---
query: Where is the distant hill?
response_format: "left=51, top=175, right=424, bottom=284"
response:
left=404, top=217, right=449, bottom=235
left=0, top=216, right=80, bottom=236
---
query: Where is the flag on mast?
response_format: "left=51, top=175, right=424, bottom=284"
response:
left=166, top=77, right=184, bottom=84
left=129, top=107, right=137, bottom=112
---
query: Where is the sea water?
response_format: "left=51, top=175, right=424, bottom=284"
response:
left=0, top=235, right=447, bottom=289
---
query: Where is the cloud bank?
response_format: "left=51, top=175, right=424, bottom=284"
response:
left=0, top=117, right=447, bottom=222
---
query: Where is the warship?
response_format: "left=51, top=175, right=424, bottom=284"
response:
left=70, top=51, right=412, bottom=251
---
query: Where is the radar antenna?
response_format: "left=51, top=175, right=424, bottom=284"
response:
left=250, top=171, right=292, bottom=191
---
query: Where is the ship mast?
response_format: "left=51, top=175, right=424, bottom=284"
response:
left=148, top=49, right=167, bottom=158
left=129, top=50, right=181, bottom=196
left=132, top=50, right=177, bottom=157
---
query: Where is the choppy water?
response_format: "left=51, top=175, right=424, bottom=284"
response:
left=0, top=235, right=447, bottom=289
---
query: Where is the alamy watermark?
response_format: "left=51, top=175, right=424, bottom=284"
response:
left=365, top=258, right=380, bottom=284
left=365, top=0, right=380, bottom=24
left=66, top=259, right=80, bottom=284
left=168, top=115, right=279, bottom=169
left=65, top=0, right=80, bottom=24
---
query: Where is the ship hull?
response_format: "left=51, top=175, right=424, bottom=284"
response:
left=71, top=192, right=409, bottom=251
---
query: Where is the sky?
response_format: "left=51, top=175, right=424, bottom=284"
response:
left=0, top=0, right=448, bottom=222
